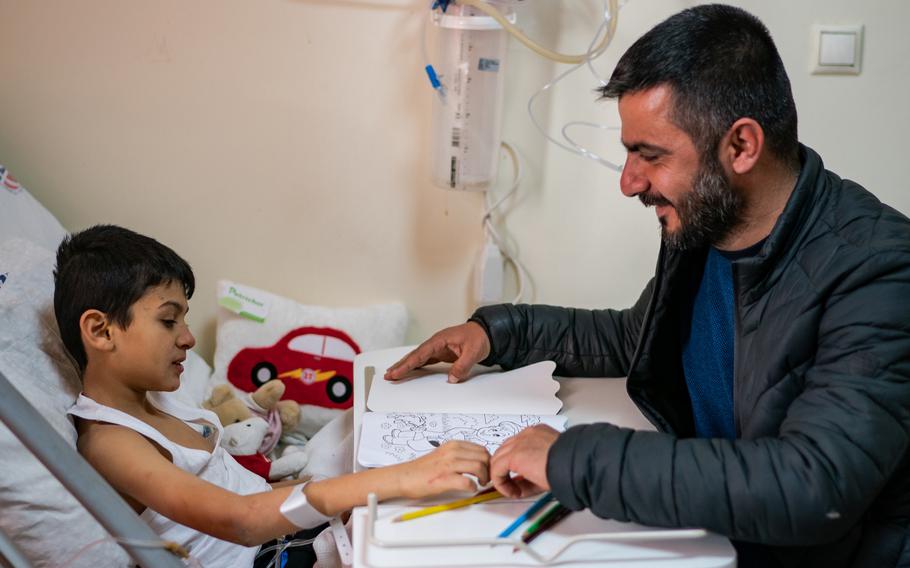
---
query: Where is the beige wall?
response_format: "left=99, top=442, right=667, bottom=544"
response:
left=2, top=0, right=908, bottom=363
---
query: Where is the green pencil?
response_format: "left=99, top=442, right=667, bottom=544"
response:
left=520, top=502, right=571, bottom=545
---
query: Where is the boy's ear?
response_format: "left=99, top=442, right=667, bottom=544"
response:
left=80, top=309, right=115, bottom=353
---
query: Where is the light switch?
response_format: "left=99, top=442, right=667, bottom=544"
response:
left=811, top=24, right=863, bottom=75
left=819, top=32, right=856, bottom=66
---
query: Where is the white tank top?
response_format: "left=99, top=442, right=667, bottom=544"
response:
left=68, top=392, right=271, bottom=568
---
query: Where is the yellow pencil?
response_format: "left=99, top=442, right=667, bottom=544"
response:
left=393, top=489, right=504, bottom=522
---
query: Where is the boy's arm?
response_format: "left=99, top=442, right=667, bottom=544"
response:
left=79, top=423, right=303, bottom=546
left=81, top=424, right=490, bottom=546
left=304, top=440, right=490, bottom=516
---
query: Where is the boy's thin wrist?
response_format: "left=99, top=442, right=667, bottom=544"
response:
left=384, top=462, right=407, bottom=500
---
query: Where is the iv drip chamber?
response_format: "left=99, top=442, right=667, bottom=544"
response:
left=430, top=2, right=513, bottom=191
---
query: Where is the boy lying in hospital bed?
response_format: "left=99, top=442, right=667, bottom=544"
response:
left=54, top=224, right=491, bottom=567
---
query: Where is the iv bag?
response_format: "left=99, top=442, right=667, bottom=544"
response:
left=430, top=3, right=513, bottom=191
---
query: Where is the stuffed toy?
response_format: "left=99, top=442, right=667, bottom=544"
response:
left=203, top=382, right=308, bottom=481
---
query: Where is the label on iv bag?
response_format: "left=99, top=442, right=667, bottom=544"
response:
left=477, top=58, right=499, bottom=72
left=217, top=281, right=270, bottom=323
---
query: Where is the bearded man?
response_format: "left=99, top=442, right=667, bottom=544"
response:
left=385, top=4, right=910, bottom=567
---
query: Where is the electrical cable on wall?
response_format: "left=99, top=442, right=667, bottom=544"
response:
left=476, top=141, right=532, bottom=304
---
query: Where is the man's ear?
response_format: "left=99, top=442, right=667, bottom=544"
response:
left=719, top=117, right=764, bottom=176
left=79, top=310, right=115, bottom=353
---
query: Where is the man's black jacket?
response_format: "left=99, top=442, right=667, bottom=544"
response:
left=472, top=146, right=910, bottom=567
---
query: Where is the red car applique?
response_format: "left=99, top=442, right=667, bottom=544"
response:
left=227, top=326, right=360, bottom=409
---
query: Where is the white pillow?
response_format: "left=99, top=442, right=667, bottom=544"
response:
left=212, top=280, right=407, bottom=418
left=0, top=164, right=66, bottom=251
left=0, top=238, right=130, bottom=567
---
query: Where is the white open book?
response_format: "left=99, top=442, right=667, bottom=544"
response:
left=358, top=359, right=567, bottom=468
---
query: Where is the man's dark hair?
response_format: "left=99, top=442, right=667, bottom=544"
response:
left=601, top=4, right=799, bottom=170
left=53, top=225, right=195, bottom=372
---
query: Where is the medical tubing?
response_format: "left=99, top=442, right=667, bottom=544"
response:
left=258, top=537, right=318, bottom=568
left=585, top=0, right=625, bottom=85
left=420, top=5, right=431, bottom=67
left=426, top=0, right=623, bottom=166
left=421, top=7, right=446, bottom=102
left=424, top=65, right=442, bottom=89
left=456, top=0, right=619, bottom=64
left=526, top=0, right=624, bottom=171
left=561, top=120, right=622, bottom=168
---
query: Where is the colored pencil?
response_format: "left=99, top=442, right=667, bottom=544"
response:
left=520, top=503, right=572, bottom=545
left=497, top=492, right=554, bottom=538
left=393, top=488, right=504, bottom=522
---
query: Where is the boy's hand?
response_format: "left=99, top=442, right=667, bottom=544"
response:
left=396, top=441, right=491, bottom=499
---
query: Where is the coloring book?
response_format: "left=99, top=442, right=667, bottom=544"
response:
left=359, top=411, right=567, bottom=467
left=358, top=360, right=566, bottom=468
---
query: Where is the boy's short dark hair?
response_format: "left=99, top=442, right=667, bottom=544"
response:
left=53, top=225, right=195, bottom=372
left=601, top=4, right=799, bottom=170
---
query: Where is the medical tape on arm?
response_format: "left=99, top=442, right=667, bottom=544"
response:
left=279, top=481, right=333, bottom=529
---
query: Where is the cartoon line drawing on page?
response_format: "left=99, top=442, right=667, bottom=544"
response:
left=379, top=413, right=540, bottom=457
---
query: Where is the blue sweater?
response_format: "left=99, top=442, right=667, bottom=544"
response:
left=681, top=239, right=764, bottom=439
left=682, top=247, right=737, bottom=438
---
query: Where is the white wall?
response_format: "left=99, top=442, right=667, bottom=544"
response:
left=2, top=0, right=908, bottom=362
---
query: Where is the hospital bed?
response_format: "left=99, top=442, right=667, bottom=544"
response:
left=0, top=168, right=353, bottom=567
left=0, top=171, right=188, bottom=567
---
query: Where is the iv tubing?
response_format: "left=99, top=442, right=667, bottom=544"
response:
left=526, top=0, right=624, bottom=171
left=421, top=6, right=446, bottom=102
left=456, top=0, right=619, bottom=64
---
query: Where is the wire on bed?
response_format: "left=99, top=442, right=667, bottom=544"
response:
left=61, top=536, right=202, bottom=568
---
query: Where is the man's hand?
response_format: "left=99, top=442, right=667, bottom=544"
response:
left=490, top=425, right=559, bottom=499
left=395, top=441, right=491, bottom=499
left=384, top=322, right=491, bottom=384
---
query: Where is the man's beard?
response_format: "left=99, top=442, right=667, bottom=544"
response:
left=639, top=156, right=744, bottom=251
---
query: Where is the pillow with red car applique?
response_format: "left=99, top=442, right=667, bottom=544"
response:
left=211, top=280, right=407, bottom=414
